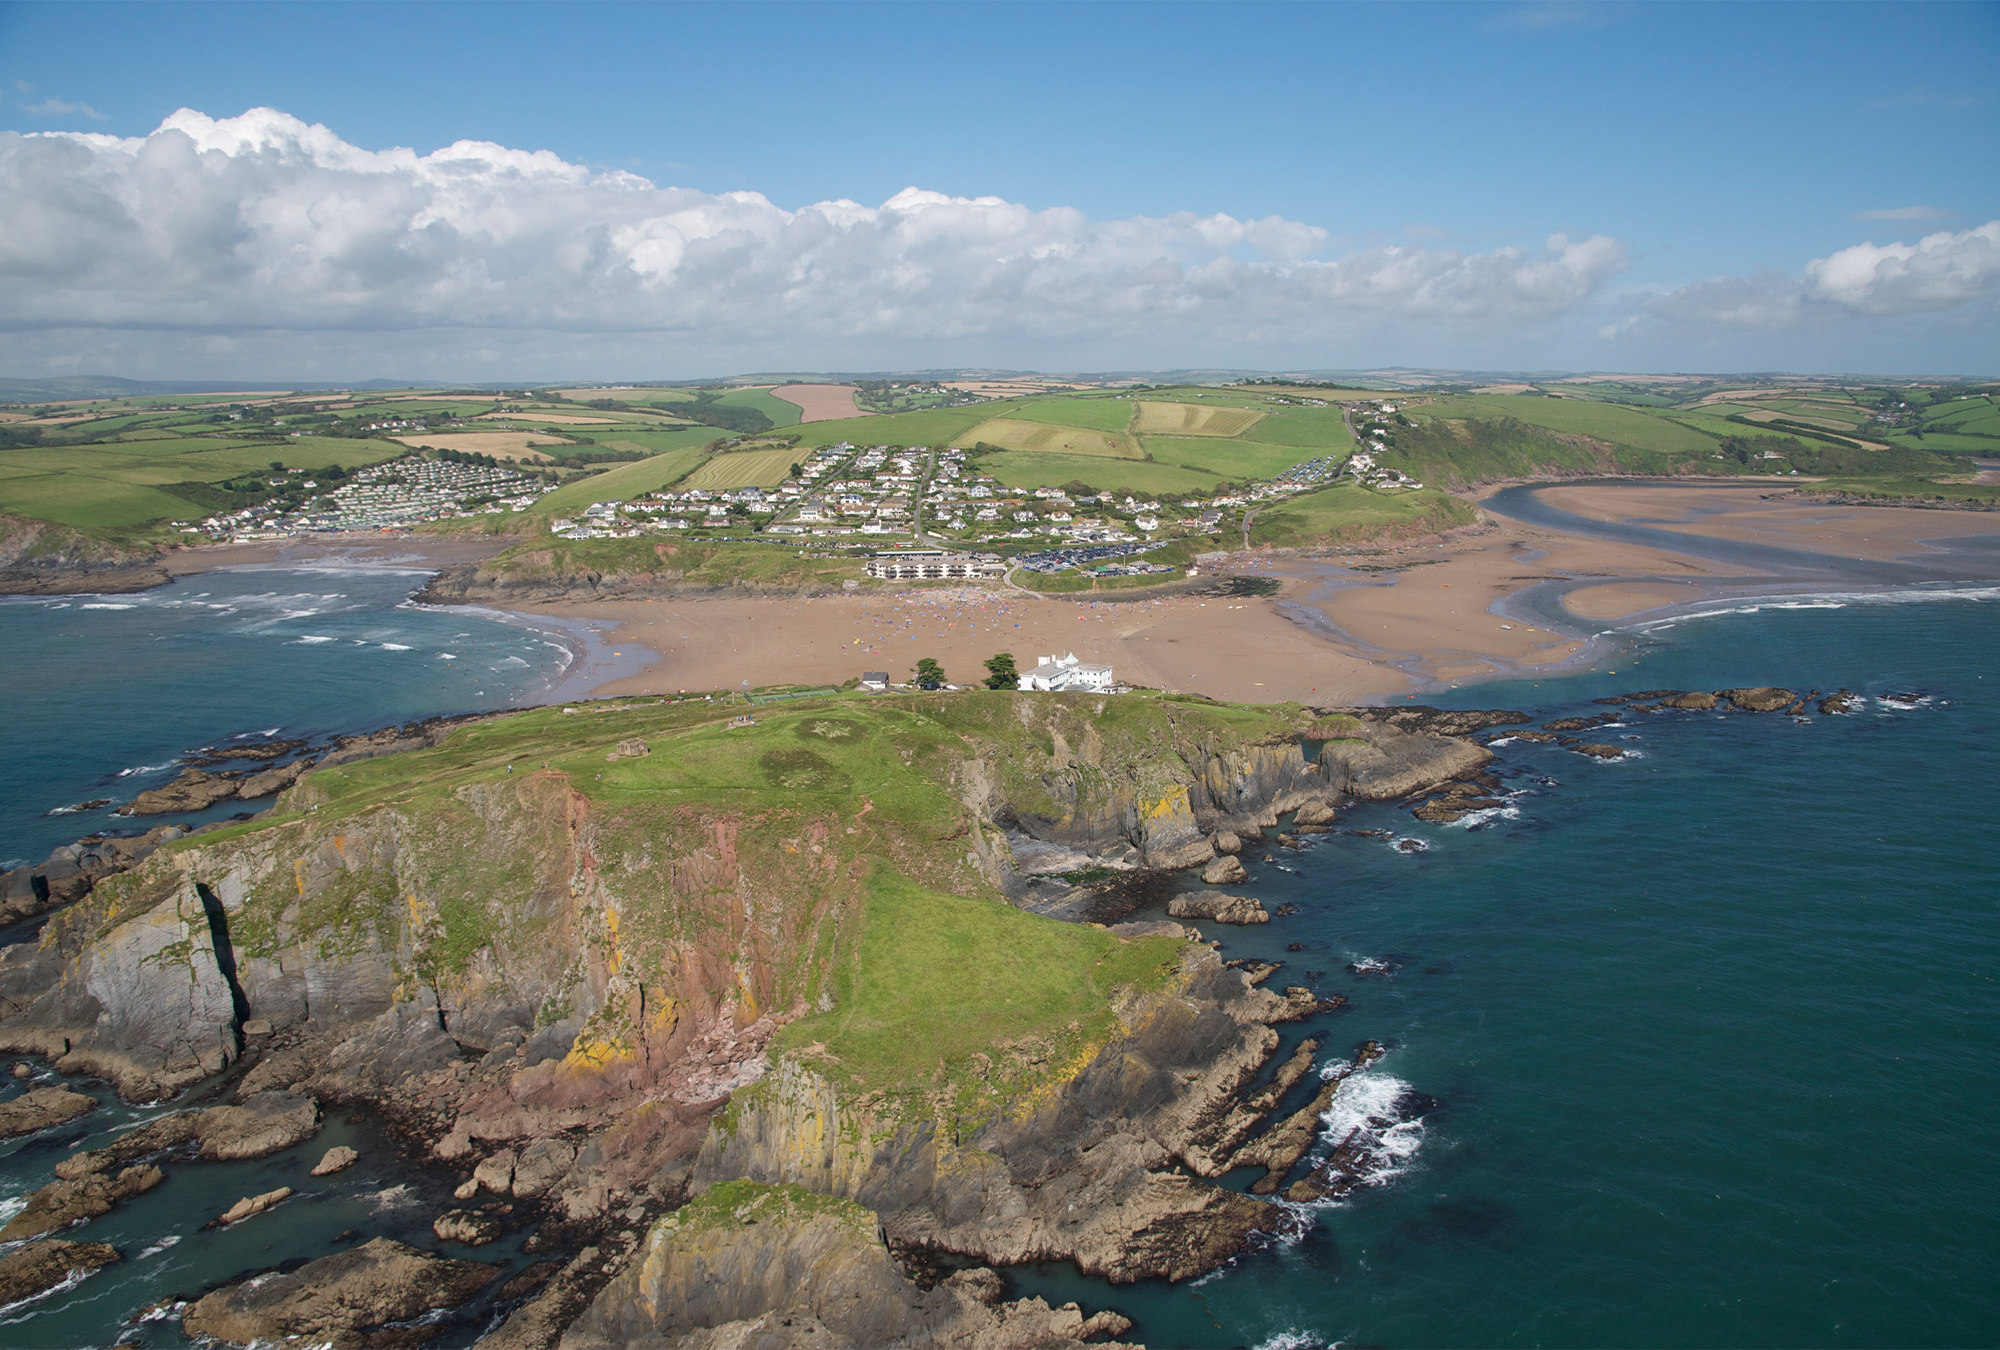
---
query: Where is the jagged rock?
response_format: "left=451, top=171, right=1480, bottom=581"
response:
left=1, top=1164, right=163, bottom=1241
left=1223, top=959, right=1282, bottom=986
left=1572, top=744, right=1626, bottom=760
left=1622, top=689, right=1684, bottom=701
left=1819, top=689, right=1859, bottom=714
left=0, top=1086, right=95, bottom=1140
left=499, top=1260, right=562, bottom=1303
left=1291, top=799, right=1337, bottom=826
left=561, top=1183, right=1139, bottom=1350
left=1168, top=891, right=1269, bottom=925
left=119, top=767, right=244, bottom=816
left=511, top=1137, right=579, bottom=1198
left=1276, top=833, right=1302, bottom=850
left=455, top=1179, right=479, bottom=1201
left=197, top=1091, right=320, bottom=1160
left=214, top=1187, right=292, bottom=1226
left=236, top=757, right=314, bottom=800
left=1210, top=830, right=1242, bottom=855
left=181, top=1237, right=499, bottom=1346
left=311, top=1145, right=359, bottom=1176
left=474, top=1149, right=516, bottom=1195
left=0, top=1239, right=121, bottom=1305
left=1541, top=714, right=1617, bottom=731
left=1314, top=714, right=1494, bottom=799
left=1721, top=687, right=1797, bottom=713
left=1660, top=691, right=1718, bottom=710
left=1106, top=920, right=1198, bottom=941
left=1199, top=855, right=1247, bottom=885
left=434, top=1209, right=504, bottom=1246
left=56, top=1112, right=199, bottom=1179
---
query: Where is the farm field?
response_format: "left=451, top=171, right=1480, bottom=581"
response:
left=476, top=411, right=621, bottom=426
left=391, top=432, right=574, bottom=459
left=715, top=386, right=803, bottom=428
left=1140, top=436, right=1317, bottom=481
left=953, top=416, right=1141, bottom=458
left=770, top=384, right=868, bottom=423
left=1417, top=394, right=1721, bottom=453
left=1132, top=400, right=1266, bottom=437
left=681, top=446, right=802, bottom=490
left=553, top=387, right=695, bottom=404
left=532, top=446, right=715, bottom=514
left=973, top=451, right=1220, bottom=497
left=1006, top=397, right=1136, bottom=434
left=1218, top=410, right=1352, bottom=449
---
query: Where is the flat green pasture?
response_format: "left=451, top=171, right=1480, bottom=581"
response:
left=532, top=445, right=716, bottom=514
left=1229, top=411, right=1353, bottom=449
left=1251, top=483, right=1476, bottom=549
left=973, top=452, right=1216, bottom=496
left=1888, top=431, right=2000, bottom=453
left=0, top=473, right=208, bottom=529
left=1142, top=437, right=1313, bottom=481
left=1006, top=397, right=1137, bottom=434
left=717, top=387, right=803, bottom=428
left=1419, top=395, right=1719, bottom=453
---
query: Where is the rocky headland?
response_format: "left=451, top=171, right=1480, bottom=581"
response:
left=0, top=688, right=1589, bottom=1346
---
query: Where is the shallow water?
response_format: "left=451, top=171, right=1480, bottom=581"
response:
left=0, top=567, right=576, bottom=867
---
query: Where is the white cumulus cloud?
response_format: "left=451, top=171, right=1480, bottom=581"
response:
left=1637, top=221, right=2000, bottom=331
left=0, top=107, right=1628, bottom=354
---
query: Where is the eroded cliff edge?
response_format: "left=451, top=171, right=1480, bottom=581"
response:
left=0, top=690, right=1490, bottom=1348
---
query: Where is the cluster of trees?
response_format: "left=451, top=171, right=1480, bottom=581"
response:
left=908, top=653, right=1019, bottom=691
left=434, top=447, right=502, bottom=468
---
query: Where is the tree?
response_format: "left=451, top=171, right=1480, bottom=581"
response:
left=913, top=657, right=946, bottom=689
left=982, top=652, right=1018, bottom=689
left=790, top=463, right=803, bottom=478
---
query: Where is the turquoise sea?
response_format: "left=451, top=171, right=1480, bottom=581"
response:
left=2, top=560, right=1997, bottom=1347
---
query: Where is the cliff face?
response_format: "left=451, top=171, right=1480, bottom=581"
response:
left=0, top=514, right=168, bottom=595
left=0, top=690, right=1491, bottom=1345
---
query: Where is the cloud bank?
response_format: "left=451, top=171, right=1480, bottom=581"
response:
left=1639, top=221, right=2000, bottom=331
left=0, top=107, right=1627, bottom=361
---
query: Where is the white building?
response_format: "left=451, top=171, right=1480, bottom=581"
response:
left=1018, top=652, right=1116, bottom=693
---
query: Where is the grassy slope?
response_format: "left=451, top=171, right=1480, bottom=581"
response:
left=1006, top=397, right=1137, bottom=433
left=788, top=405, right=1004, bottom=450
left=1418, top=395, right=1719, bottom=453
left=198, top=689, right=1295, bottom=1121
left=468, top=534, right=867, bottom=591
left=531, top=443, right=719, bottom=514
left=1251, top=482, right=1476, bottom=548
left=977, top=451, right=1221, bottom=496
left=717, top=387, right=804, bottom=428
left=1142, top=437, right=1315, bottom=481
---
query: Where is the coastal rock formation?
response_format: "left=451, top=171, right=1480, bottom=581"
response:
left=181, top=1237, right=498, bottom=1347
left=0, top=1163, right=163, bottom=1241
left=311, top=1144, right=359, bottom=1176
left=1169, top=891, right=1269, bottom=925
left=55, top=1111, right=199, bottom=1179
left=1310, top=708, right=1496, bottom=800
left=0, top=514, right=167, bottom=596
left=1200, top=855, right=1248, bottom=885
left=0, top=1086, right=95, bottom=1140
left=1721, top=687, right=1797, bottom=713
left=213, top=1187, right=292, bottom=1226
left=562, top=1181, right=1135, bottom=1350
left=1659, top=692, right=1718, bottom=710
left=0, top=827, right=187, bottom=928
left=434, top=1208, right=503, bottom=1245
left=119, top=768, right=245, bottom=816
left=196, top=1091, right=321, bottom=1160
left=0, top=1238, right=121, bottom=1306
left=1571, top=744, right=1627, bottom=760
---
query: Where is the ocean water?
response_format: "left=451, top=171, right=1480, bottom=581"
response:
left=0, top=566, right=580, bottom=869
left=1012, top=589, right=2000, bottom=1348
left=2, top=575, right=1997, bottom=1347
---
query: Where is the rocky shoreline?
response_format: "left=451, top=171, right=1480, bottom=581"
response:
left=0, top=684, right=1856, bottom=1346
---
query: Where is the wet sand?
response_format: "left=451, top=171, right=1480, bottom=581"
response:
left=162, top=533, right=518, bottom=576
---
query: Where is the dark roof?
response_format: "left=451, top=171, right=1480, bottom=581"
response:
left=862, top=672, right=888, bottom=681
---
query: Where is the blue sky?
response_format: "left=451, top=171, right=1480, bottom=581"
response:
left=1, top=0, right=1995, bottom=380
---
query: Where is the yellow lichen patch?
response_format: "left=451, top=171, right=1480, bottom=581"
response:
left=1007, top=1037, right=1106, bottom=1122
left=1143, top=785, right=1192, bottom=820
left=563, top=1038, right=636, bottom=1073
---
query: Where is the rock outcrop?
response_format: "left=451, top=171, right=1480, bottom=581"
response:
left=196, top=1091, right=321, bottom=1160
left=312, top=1144, right=359, bottom=1176
left=0, top=514, right=167, bottom=596
left=1199, top=855, right=1248, bottom=885
left=562, top=1182, right=1135, bottom=1350
left=1310, top=708, right=1498, bottom=800
left=0, top=1238, right=121, bottom=1306
left=181, top=1237, right=498, bottom=1347
left=213, top=1187, right=292, bottom=1226
left=1168, top=891, right=1269, bottom=925
left=0, top=1163, right=163, bottom=1241
left=0, top=1086, right=95, bottom=1140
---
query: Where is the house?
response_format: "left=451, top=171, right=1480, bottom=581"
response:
left=1134, top=515, right=1159, bottom=531
left=1017, top=652, right=1116, bottom=693
left=860, top=671, right=890, bottom=691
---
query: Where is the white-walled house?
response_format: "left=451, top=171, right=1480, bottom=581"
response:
left=1018, top=652, right=1116, bottom=693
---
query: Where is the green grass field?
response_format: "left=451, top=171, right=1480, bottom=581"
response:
left=789, top=405, right=1002, bottom=450
left=1220, top=409, right=1353, bottom=449
left=1007, top=396, right=1137, bottom=434
left=1418, top=395, right=1720, bottom=453
left=532, top=444, right=718, bottom=514
left=1251, top=482, right=1477, bottom=548
left=717, top=387, right=804, bottom=428
left=1141, top=436, right=1316, bottom=481
left=975, top=451, right=1222, bottom=496
left=681, top=447, right=803, bottom=490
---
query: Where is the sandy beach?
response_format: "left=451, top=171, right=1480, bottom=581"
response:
left=165, top=484, right=2000, bottom=707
